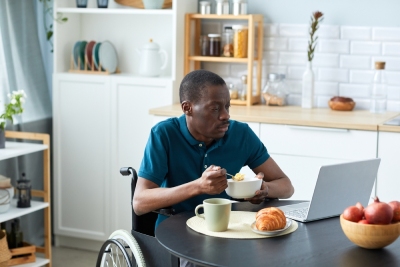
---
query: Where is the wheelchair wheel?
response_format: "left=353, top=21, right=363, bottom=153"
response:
left=96, top=229, right=146, bottom=267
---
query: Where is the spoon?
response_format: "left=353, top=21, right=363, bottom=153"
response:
left=226, top=173, right=235, bottom=178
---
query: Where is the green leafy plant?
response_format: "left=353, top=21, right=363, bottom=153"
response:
left=39, top=0, right=68, bottom=52
left=0, top=90, right=27, bottom=130
left=307, top=11, right=324, bottom=62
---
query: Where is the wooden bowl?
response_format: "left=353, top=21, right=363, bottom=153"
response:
left=329, top=100, right=356, bottom=111
left=340, top=215, right=400, bottom=249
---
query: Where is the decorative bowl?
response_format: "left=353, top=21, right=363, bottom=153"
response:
left=225, top=177, right=262, bottom=199
left=340, top=214, right=400, bottom=249
left=328, top=96, right=356, bottom=111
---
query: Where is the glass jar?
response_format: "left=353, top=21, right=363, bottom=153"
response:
left=232, top=25, right=248, bottom=58
left=232, top=0, right=247, bottom=15
left=199, top=35, right=209, bottom=56
left=239, top=75, right=247, bottom=101
left=228, top=83, right=238, bottom=99
left=208, top=34, right=221, bottom=57
left=215, top=0, right=229, bottom=15
left=199, top=1, right=211, bottom=14
left=221, top=27, right=233, bottom=57
left=262, top=73, right=286, bottom=106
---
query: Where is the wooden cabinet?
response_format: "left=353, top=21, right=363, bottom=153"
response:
left=377, top=131, right=400, bottom=202
left=184, top=14, right=264, bottom=106
left=0, top=131, right=51, bottom=267
left=259, top=124, right=378, bottom=200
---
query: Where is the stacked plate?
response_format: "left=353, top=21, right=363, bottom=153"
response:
left=72, top=40, right=119, bottom=73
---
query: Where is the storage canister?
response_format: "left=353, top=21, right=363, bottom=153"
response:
left=232, top=0, right=247, bottom=15
left=232, top=25, right=248, bottom=58
left=208, top=34, right=221, bottom=57
left=215, top=0, right=229, bottom=15
left=199, top=1, right=211, bottom=14
left=199, top=35, right=209, bottom=56
left=221, top=26, right=233, bottom=57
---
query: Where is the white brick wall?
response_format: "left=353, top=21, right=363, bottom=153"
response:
left=202, top=22, right=400, bottom=111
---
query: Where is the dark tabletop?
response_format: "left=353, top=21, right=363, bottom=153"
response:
left=155, top=200, right=400, bottom=267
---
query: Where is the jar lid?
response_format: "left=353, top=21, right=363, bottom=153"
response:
left=375, top=61, right=386, bottom=70
left=232, top=25, right=248, bottom=30
left=208, top=34, right=221, bottom=38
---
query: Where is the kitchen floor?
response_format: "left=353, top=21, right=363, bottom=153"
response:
left=52, top=246, right=98, bottom=267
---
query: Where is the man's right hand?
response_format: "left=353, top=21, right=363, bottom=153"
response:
left=198, top=165, right=228, bottom=195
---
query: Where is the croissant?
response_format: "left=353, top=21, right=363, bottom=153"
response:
left=255, top=207, right=286, bottom=231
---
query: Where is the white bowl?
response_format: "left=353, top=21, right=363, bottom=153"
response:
left=225, top=177, right=263, bottom=199
left=0, top=202, right=10, bottom=213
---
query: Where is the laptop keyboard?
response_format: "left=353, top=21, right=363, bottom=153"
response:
left=284, top=207, right=309, bottom=220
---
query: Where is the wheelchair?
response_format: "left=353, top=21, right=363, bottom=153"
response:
left=95, top=167, right=179, bottom=267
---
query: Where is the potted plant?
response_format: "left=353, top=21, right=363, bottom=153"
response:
left=0, top=90, right=27, bottom=148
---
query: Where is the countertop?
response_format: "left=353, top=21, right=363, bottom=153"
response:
left=149, top=104, right=400, bottom=132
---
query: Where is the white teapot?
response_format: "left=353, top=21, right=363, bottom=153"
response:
left=136, top=39, right=168, bottom=77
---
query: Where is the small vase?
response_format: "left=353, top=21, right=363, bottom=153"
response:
left=0, top=130, right=5, bottom=149
left=302, top=61, right=314, bottom=109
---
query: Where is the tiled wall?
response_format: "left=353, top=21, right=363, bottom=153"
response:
left=202, top=22, right=400, bottom=111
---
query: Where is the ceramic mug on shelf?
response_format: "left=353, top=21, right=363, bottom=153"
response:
left=195, top=198, right=231, bottom=232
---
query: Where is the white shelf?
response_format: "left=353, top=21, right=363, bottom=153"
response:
left=0, top=142, right=48, bottom=161
left=56, top=7, right=173, bottom=15
left=0, top=200, right=49, bottom=223
left=14, top=256, right=50, bottom=267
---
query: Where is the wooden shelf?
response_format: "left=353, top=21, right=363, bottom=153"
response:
left=0, top=131, right=51, bottom=267
left=56, top=7, right=173, bottom=15
left=184, top=13, right=264, bottom=106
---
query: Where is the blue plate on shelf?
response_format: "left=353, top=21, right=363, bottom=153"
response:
left=72, top=41, right=81, bottom=69
left=78, top=40, right=88, bottom=70
left=99, top=40, right=118, bottom=73
left=93, top=42, right=103, bottom=71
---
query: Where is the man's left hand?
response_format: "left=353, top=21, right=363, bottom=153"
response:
left=244, top=172, right=268, bottom=204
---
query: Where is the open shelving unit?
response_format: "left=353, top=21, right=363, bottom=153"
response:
left=184, top=13, right=264, bottom=106
left=0, top=131, right=51, bottom=267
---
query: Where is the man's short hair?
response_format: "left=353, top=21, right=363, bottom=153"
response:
left=179, top=70, right=226, bottom=103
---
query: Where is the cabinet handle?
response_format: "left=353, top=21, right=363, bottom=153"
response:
left=287, top=125, right=349, bottom=133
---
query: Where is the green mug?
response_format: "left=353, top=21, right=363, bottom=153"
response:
left=195, top=198, right=232, bottom=232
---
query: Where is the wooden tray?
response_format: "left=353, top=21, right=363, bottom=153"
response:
left=7, top=242, right=36, bottom=266
left=114, top=0, right=172, bottom=9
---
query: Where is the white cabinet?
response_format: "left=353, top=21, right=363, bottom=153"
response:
left=52, top=0, right=197, bottom=248
left=0, top=132, right=51, bottom=267
left=377, top=131, right=400, bottom=202
left=259, top=124, right=377, bottom=200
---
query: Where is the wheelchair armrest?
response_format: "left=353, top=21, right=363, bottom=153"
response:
left=153, top=207, right=175, bottom=217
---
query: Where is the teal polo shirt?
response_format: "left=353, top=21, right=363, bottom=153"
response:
left=138, top=115, right=269, bottom=227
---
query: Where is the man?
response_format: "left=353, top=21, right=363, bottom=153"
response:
left=134, top=69, right=294, bottom=226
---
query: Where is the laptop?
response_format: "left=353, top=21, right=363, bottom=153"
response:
left=279, top=158, right=381, bottom=222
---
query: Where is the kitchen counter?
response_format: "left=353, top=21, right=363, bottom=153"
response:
left=149, top=104, right=400, bottom=131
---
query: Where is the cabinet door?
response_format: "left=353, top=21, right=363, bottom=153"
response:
left=53, top=74, right=112, bottom=241
left=260, top=123, right=377, bottom=201
left=377, top=131, right=400, bottom=202
left=111, top=77, right=174, bottom=231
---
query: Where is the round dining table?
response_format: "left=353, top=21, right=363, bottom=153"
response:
left=155, top=199, right=400, bottom=267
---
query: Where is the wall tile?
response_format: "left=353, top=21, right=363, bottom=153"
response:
left=286, top=81, right=302, bottom=94
left=264, top=65, right=287, bottom=76
left=203, top=62, right=230, bottom=76
left=279, top=52, right=307, bottom=65
left=201, top=22, right=222, bottom=35
left=288, top=38, right=308, bottom=52
left=265, top=51, right=279, bottom=64
left=264, top=37, right=288, bottom=51
left=350, top=42, right=381, bottom=55
left=287, top=66, right=308, bottom=80
left=287, top=94, right=302, bottom=105
left=313, top=53, right=339, bottom=68
left=383, top=43, right=400, bottom=56
left=264, top=24, right=279, bottom=37
left=387, top=101, right=400, bottom=112
left=315, top=82, right=339, bottom=96
left=229, top=64, right=247, bottom=77
left=352, top=98, right=370, bottom=110
left=339, top=83, right=370, bottom=98
left=316, top=96, right=331, bottom=108
left=318, top=25, right=340, bottom=39
left=318, top=68, right=349, bottom=82
left=371, top=57, right=400, bottom=71
left=387, top=86, right=400, bottom=100
left=279, top=24, right=308, bottom=37
left=350, top=70, right=375, bottom=84
left=340, top=55, right=370, bottom=69
left=341, top=26, right=371, bottom=40
left=386, top=71, right=400, bottom=85
left=319, top=40, right=350, bottom=54
left=373, top=27, right=400, bottom=41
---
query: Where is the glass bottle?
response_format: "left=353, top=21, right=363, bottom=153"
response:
left=370, top=61, right=387, bottom=113
left=239, top=75, right=247, bottom=100
left=221, top=26, right=233, bottom=57
left=232, top=25, right=248, bottom=58
left=7, top=218, right=23, bottom=249
left=208, top=34, right=221, bottom=57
